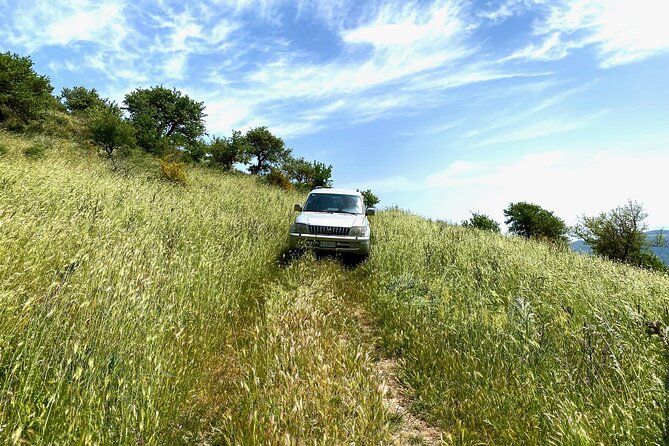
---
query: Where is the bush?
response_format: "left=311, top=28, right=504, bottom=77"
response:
left=60, top=86, right=106, bottom=113
left=209, top=130, right=251, bottom=170
left=0, top=144, right=6, bottom=157
left=265, top=169, right=294, bottom=191
left=285, top=157, right=333, bottom=189
left=160, top=158, right=187, bottom=185
left=462, top=212, right=501, bottom=233
left=361, top=189, right=379, bottom=208
left=0, top=52, right=55, bottom=124
left=28, top=110, right=87, bottom=139
left=504, top=201, right=567, bottom=244
left=87, top=104, right=135, bottom=157
left=634, top=251, right=668, bottom=273
left=22, top=139, right=49, bottom=158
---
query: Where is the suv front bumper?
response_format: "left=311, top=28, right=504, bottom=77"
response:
left=289, top=233, right=370, bottom=255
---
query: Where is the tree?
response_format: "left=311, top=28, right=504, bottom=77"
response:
left=504, top=202, right=567, bottom=244
left=285, top=156, right=333, bottom=189
left=209, top=130, right=251, bottom=170
left=123, top=86, right=206, bottom=154
left=572, top=200, right=665, bottom=270
left=87, top=103, right=135, bottom=157
left=245, top=126, right=290, bottom=175
left=0, top=52, right=54, bottom=124
left=360, top=189, right=379, bottom=208
left=60, top=86, right=106, bottom=113
left=462, top=212, right=500, bottom=233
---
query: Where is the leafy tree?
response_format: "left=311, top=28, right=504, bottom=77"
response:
left=462, top=212, right=501, bottom=233
left=245, top=126, right=290, bottom=175
left=0, top=52, right=54, bottom=124
left=504, top=202, right=567, bottom=244
left=87, top=103, right=135, bottom=157
left=60, top=86, right=106, bottom=113
left=360, top=189, right=379, bottom=208
left=572, top=200, right=665, bottom=270
left=209, top=130, right=251, bottom=170
left=123, top=86, right=206, bottom=154
left=285, top=156, right=333, bottom=189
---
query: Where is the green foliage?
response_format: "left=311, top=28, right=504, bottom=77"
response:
left=60, top=86, right=106, bottom=113
left=462, top=211, right=501, bottom=232
left=264, top=168, right=294, bottom=191
left=209, top=130, right=251, bottom=170
left=285, top=156, right=333, bottom=189
left=504, top=201, right=567, bottom=244
left=0, top=52, right=54, bottom=124
left=0, top=143, right=6, bottom=157
left=22, top=140, right=48, bottom=158
left=87, top=103, right=135, bottom=156
left=360, top=189, right=379, bottom=208
left=245, top=126, right=290, bottom=175
left=573, top=200, right=665, bottom=271
left=123, top=86, right=206, bottom=155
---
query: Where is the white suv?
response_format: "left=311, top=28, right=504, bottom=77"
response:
left=289, top=188, right=375, bottom=256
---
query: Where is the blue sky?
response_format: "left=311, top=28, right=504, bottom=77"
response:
left=2, top=0, right=669, bottom=228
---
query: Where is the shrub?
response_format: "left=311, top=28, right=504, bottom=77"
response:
left=462, top=212, right=501, bottom=233
left=504, top=201, right=568, bottom=244
left=160, top=158, right=187, bottom=185
left=23, top=140, right=48, bottom=158
left=87, top=103, right=135, bottom=157
left=60, top=86, right=106, bottom=113
left=265, top=169, right=293, bottom=191
left=285, top=157, right=333, bottom=189
left=0, top=144, right=6, bottom=157
left=210, top=130, right=251, bottom=170
left=29, top=109, right=87, bottom=139
left=0, top=52, right=55, bottom=124
left=360, top=189, right=379, bottom=208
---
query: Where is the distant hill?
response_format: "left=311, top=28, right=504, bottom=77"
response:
left=571, top=231, right=669, bottom=266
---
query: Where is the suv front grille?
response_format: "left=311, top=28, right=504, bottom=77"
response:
left=309, top=225, right=350, bottom=236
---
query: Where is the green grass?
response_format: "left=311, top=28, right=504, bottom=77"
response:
left=0, top=131, right=389, bottom=444
left=361, top=209, right=669, bottom=445
left=2, top=129, right=669, bottom=445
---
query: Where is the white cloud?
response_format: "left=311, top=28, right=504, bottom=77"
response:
left=3, top=0, right=129, bottom=51
left=471, top=109, right=607, bottom=147
left=353, top=147, right=669, bottom=228
left=512, top=0, right=669, bottom=67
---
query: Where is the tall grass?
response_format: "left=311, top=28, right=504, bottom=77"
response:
left=361, top=209, right=669, bottom=445
left=4, top=129, right=669, bottom=444
left=0, top=132, right=390, bottom=444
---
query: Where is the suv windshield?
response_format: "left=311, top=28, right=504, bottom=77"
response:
left=303, top=193, right=364, bottom=214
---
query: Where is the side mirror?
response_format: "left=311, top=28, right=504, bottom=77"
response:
left=365, top=208, right=375, bottom=216
left=294, top=204, right=303, bottom=212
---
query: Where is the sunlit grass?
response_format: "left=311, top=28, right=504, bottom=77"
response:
left=3, top=129, right=669, bottom=444
left=362, top=209, right=669, bottom=445
left=0, top=131, right=389, bottom=445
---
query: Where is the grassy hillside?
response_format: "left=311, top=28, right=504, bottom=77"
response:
left=2, top=130, right=669, bottom=445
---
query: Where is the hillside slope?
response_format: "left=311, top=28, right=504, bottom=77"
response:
left=2, top=131, right=669, bottom=445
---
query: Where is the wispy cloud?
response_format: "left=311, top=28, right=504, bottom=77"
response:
left=507, top=0, right=669, bottom=67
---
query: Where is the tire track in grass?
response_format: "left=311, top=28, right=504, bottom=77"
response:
left=332, top=254, right=445, bottom=445
left=352, top=307, right=444, bottom=446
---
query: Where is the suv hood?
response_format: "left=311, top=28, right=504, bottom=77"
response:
left=295, top=212, right=365, bottom=227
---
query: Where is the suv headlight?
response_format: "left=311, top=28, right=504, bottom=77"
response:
left=349, top=226, right=368, bottom=237
left=291, top=223, right=309, bottom=234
